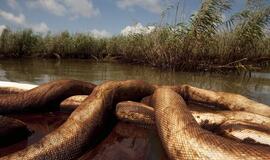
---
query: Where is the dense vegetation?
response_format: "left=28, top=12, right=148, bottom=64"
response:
left=0, top=0, right=269, bottom=71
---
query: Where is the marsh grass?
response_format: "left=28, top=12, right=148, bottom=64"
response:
left=0, top=0, right=269, bottom=71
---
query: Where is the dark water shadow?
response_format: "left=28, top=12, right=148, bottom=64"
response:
left=0, top=111, right=69, bottom=157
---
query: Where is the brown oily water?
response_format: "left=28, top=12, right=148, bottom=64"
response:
left=0, top=80, right=270, bottom=159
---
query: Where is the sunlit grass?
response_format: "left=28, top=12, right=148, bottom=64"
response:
left=0, top=0, right=269, bottom=71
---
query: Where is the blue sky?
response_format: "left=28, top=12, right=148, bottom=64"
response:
left=0, top=0, right=263, bottom=36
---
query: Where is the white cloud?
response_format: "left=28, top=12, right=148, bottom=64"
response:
left=28, top=0, right=66, bottom=16
left=0, top=9, right=49, bottom=34
left=63, top=0, right=99, bottom=18
left=0, top=25, right=7, bottom=35
left=31, top=22, right=49, bottom=33
left=0, top=9, right=25, bottom=24
left=90, top=29, right=111, bottom=38
left=117, top=0, right=162, bottom=14
left=27, top=0, right=99, bottom=18
left=7, top=0, right=20, bottom=10
left=221, top=14, right=226, bottom=22
left=121, top=23, right=155, bottom=36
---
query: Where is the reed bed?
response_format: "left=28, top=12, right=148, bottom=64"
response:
left=0, top=0, right=269, bottom=72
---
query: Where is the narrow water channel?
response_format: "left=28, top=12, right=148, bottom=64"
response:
left=0, top=58, right=269, bottom=159
left=0, top=58, right=269, bottom=104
